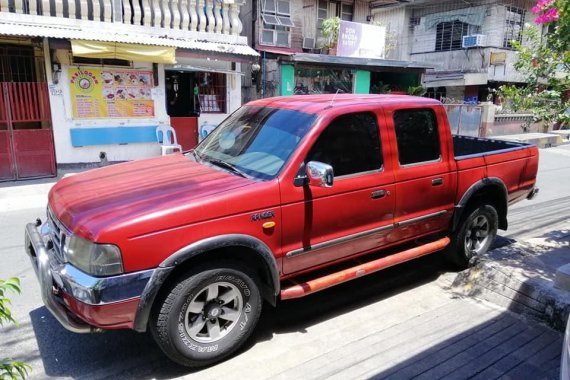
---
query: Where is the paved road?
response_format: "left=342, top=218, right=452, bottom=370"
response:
left=1, top=145, right=569, bottom=379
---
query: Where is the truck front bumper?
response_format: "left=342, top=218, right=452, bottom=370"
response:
left=25, top=221, right=154, bottom=332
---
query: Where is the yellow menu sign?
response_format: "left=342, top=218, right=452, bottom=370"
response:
left=69, top=68, right=154, bottom=118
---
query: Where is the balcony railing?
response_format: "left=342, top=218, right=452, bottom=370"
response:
left=0, top=0, right=243, bottom=35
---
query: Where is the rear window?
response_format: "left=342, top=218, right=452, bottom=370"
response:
left=393, top=108, right=440, bottom=166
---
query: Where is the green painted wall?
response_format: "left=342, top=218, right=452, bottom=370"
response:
left=354, top=70, right=371, bottom=94
left=280, top=64, right=294, bottom=96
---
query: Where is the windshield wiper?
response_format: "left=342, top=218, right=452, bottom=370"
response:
left=190, top=150, right=202, bottom=162
left=205, top=158, right=248, bottom=178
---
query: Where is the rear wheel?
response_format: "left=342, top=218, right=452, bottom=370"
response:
left=150, top=264, right=262, bottom=367
left=449, top=203, right=498, bottom=269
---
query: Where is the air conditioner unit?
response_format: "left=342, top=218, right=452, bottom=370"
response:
left=303, top=37, right=315, bottom=49
left=462, top=34, right=487, bottom=48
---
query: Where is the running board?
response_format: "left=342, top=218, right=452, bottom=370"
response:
left=280, top=237, right=450, bottom=300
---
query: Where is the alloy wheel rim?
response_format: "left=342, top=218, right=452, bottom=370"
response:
left=184, top=281, right=243, bottom=343
left=464, top=214, right=491, bottom=256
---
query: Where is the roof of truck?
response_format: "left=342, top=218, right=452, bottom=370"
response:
left=246, top=94, right=442, bottom=115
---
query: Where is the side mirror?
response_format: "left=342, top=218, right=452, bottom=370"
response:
left=306, top=161, right=334, bottom=188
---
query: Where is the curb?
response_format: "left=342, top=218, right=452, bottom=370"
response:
left=441, top=236, right=570, bottom=331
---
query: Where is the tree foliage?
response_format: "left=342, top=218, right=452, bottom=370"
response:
left=497, top=0, right=570, bottom=130
left=0, top=278, right=31, bottom=379
left=320, top=17, right=341, bottom=49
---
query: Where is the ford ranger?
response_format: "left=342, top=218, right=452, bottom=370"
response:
left=25, top=94, right=539, bottom=367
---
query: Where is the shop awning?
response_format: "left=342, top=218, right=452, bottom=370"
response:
left=165, top=64, right=245, bottom=76
left=256, top=46, right=303, bottom=55
left=72, top=40, right=176, bottom=64
left=279, top=53, right=434, bottom=72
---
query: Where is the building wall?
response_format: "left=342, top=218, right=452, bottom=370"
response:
left=47, top=52, right=241, bottom=164
left=254, top=0, right=371, bottom=50
left=372, top=0, right=538, bottom=84
left=371, top=7, right=410, bottom=61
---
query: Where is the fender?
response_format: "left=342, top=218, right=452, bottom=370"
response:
left=452, top=177, right=508, bottom=232
left=133, top=234, right=279, bottom=332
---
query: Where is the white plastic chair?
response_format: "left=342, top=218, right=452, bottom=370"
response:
left=156, top=125, right=182, bottom=155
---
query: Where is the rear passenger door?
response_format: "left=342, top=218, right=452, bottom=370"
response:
left=388, top=107, right=455, bottom=241
left=281, top=111, right=395, bottom=274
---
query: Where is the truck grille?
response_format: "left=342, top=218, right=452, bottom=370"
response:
left=47, top=207, right=70, bottom=264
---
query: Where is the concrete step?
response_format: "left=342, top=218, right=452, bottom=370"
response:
left=550, top=129, right=570, bottom=141
left=493, top=132, right=563, bottom=148
left=443, top=231, right=570, bottom=331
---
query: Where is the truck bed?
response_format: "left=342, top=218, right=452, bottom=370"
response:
left=453, top=135, right=533, bottom=160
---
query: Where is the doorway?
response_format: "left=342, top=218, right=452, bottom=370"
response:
left=165, top=71, right=200, bottom=150
left=0, top=43, right=56, bottom=181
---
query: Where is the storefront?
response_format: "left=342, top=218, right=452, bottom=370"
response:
left=43, top=38, right=257, bottom=165
left=277, top=53, right=432, bottom=96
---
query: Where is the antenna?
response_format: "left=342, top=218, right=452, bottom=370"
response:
left=325, top=89, right=343, bottom=109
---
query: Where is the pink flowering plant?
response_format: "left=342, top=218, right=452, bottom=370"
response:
left=532, top=0, right=560, bottom=24
left=497, top=0, right=570, bottom=131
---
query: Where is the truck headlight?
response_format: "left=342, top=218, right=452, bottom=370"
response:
left=64, top=235, right=124, bottom=276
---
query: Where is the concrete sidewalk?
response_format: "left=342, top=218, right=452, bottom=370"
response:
left=442, top=222, right=570, bottom=331
left=0, top=169, right=83, bottom=212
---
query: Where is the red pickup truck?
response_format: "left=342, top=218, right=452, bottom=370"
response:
left=25, top=94, right=539, bottom=367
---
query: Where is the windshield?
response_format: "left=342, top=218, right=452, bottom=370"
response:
left=192, top=106, right=317, bottom=180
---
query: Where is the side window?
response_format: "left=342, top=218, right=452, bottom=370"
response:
left=394, top=108, right=440, bottom=166
left=307, top=112, right=382, bottom=177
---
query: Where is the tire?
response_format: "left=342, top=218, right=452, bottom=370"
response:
left=150, top=263, right=262, bottom=367
left=448, top=203, right=498, bottom=269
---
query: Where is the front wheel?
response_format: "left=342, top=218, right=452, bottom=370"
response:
left=448, top=203, right=498, bottom=269
left=150, top=264, right=262, bottom=367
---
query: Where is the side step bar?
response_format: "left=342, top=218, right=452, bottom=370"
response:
left=280, top=237, right=450, bottom=300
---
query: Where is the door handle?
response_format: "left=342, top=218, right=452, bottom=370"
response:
left=371, top=190, right=387, bottom=199
left=432, top=178, right=444, bottom=186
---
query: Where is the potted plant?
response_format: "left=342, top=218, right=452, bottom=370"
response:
left=321, top=17, right=341, bottom=55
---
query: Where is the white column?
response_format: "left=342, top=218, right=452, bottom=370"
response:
left=122, top=0, right=133, bottom=24
left=41, top=0, right=50, bottom=15
left=79, top=0, right=89, bottom=19
left=151, top=0, right=162, bottom=27
left=170, top=0, right=181, bottom=29
left=54, top=0, right=63, bottom=17
left=102, top=0, right=112, bottom=21
left=1, top=0, right=9, bottom=13
left=204, top=0, right=214, bottom=32
left=67, top=0, right=76, bottom=18
left=161, top=0, right=172, bottom=28
left=229, top=3, right=242, bottom=35
left=213, top=1, right=222, bottom=33
left=132, top=0, right=143, bottom=24
left=92, top=0, right=102, bottom=21
left=29, top=0, right=38, bottom=15
left=179, top=0, right=190, bottom=30
left=188, top=0, right=198, bottom=31
left=221, top=2, right=230, bottom=34
left=141, top=0, right=152, bottom=25
left=196, top=0, right=206, bottom=32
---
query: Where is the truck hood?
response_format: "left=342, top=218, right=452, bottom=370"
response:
left=49, top=154, right=253, bottom=240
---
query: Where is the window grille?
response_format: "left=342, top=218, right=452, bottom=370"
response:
left=198, top=72, right=226, bottom=114
left=435, top=21, right=479, bottom=51
left=504, top=6, right=525, bottom=48
left=317, top=1, right=353, bottom=32
left=260, top=0, right=293, bottom=47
